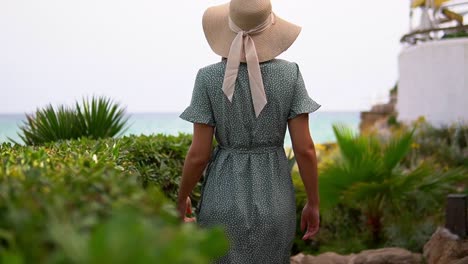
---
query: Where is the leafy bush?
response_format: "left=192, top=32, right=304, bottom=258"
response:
left=291, top=168, right=369, bottom=255
left=407, top=120, right=468, bottom=168
left=383, top=208, right=439, bottom=252
left=15, top=96, right=129, bottom=145
left=0, top=135, right=228, bottom=263
left=6, top=124, right=464, bottom=259
left=119, top=134, right=195, bottom=201
left=316, top=125, right=466, bottom=250
left=290, top=123, right=467, bottom=254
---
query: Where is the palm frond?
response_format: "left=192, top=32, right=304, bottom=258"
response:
left=76, top=96, right=130, bottom=139
left=333, top=124, right=367, bottom=164
left=342, top=181, right=390, bottom=205
left=318, top=164, right=350, bottom=210
left=382, top=131, right=414, bottom=174
left=17, top=104, right=79, bottom=145
left=17, top=96, right=129, bottom=145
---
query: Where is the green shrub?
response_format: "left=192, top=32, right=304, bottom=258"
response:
left=408, top=121, right=468, bottom=168
left=316, top=203, right=368, bottom=254
left=0, top=135, right=228, bottom=263
left=289, top=122, right=467, bottom=254
left=15, top=96, right=129, bottom=146
left=291, top=169, right=368, bottom=255
left=383, top=208, right=439, bottom=252
left=318, top=125, right=466, bottom=248
left=119, top=134, right=195, bottom=201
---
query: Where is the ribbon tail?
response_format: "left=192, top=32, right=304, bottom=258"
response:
left=222, top=32, right=243, bottom=102
left=245, top=37, right=267, bottom=117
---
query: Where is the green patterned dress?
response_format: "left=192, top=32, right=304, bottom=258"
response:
left=180, top=59, right=320, bottom=264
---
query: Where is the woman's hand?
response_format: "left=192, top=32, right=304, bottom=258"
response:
left=301, top=203, right=319, bottom=240
left=177, top=196, right=196, bottom=223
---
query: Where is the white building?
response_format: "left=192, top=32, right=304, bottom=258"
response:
left=397, top=0, right=468, bottom=125
left=397, top=38, right=468, bottom=125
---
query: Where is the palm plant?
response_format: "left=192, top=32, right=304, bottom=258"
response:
left=15, top=96, right=130, bottom=145
left=75, top=96, right=130, bottom=140
left=319, top=125, right=465, bottom=245
left=16, top=104, right=80, bottom=145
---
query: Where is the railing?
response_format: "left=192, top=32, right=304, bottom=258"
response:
left=436, top=0, right=468, bottom=24
left=402, top=0, right=468, bottom=44
left=401, top=24, right=468, bottom=44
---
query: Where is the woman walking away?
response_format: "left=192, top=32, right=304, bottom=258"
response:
left=177, top=0, right=321, bottom=263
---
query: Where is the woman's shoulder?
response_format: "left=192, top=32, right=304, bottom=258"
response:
left=198, top=61, right=226, bottom=76
left=193, top=61, right=227, bottom=85
left=267, top=58, right=297, bottom=66
left=263, top=59, right=300, bottom=73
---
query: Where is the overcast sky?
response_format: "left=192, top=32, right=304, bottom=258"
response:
left=0, top=0, right=410, bottom=114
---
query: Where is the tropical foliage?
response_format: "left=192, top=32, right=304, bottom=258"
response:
left=312, top=124, right=466, bottom=249
left=3, top=112, right=467, bottom=259
left=0, top=134, right=228, bottom=263
left=15, top=96, right=129, bottom=145
left=407, top=120, right=468, bottom=167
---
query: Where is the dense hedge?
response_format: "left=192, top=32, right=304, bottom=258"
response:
left=0, top=134, right=227, bottom=263
left=117, top=134, right=195, bottom=199
left=3, top=126, right=465, bottom=261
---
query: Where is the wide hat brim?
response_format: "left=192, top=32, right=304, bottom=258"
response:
left=202, top=3, right=301, bottom=63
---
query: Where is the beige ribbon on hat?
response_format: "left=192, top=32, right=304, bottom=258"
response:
left=222, top=13, right=275, bottom=117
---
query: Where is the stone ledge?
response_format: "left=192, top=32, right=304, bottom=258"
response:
left=291, top=247, right=422, bottom=264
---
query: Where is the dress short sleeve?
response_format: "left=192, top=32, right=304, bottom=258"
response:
left=287, top=63, right=321, bottom=120
left=179, top=69, right=216, bottom=126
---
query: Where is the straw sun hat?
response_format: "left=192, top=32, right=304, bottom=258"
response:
left=202, top=0, right=301, bottom=63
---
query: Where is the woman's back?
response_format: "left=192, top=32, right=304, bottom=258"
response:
left=179, top=59, right=320, bottom=264
left=180, top=59, right=320, bottom=149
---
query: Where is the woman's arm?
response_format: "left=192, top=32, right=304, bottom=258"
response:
left=288, top=113, right=320, bottom=240
left=177, top=123, right=215, bottom=220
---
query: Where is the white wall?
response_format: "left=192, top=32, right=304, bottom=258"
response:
left=397, top=38, right=468, bottom=126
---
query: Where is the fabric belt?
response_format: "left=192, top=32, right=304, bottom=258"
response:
left=195, top=144, right=283, bottom=216
left=218, top=144, right=283, bottom=154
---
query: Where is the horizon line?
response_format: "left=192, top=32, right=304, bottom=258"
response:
left=0, top=110, right=363, bottom=115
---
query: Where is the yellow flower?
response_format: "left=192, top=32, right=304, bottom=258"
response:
left=315, top=144, right=326, bottom=152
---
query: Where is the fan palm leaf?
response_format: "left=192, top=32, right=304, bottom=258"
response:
left=320, top=124, right=464, bottom=245
left=381, top=131, right=414, bottom=174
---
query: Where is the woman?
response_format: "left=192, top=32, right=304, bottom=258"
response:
left=177, top=0, right=320, bottom=263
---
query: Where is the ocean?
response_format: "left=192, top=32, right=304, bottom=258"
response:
left=0, top=112, right=360, bottom=146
